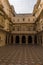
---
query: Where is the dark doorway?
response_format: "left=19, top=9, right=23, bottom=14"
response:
left=40, top=36, right=42, bottom=45
left=11, top=35, right=13, bottom=44
left=5, top=35, right=10, bottom=45
left=22, top=36, right=26, bottom=44
left=5, top=35, right=7, bottom=44
left=34, top=35, right=37, bottom=45
left=28, top=36, right=32, bottom=44
left=15, top=36, right=19, bottom=44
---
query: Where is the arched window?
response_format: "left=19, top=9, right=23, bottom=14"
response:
left=15, top=36, right=19, bottom=44
left=23, top=18, right=25, bottom=21
left=22, top=36, right=26, bottom=44
left=28, top=36, right=32, bottom=44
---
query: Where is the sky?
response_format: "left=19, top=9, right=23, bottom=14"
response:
left=9, top=0, right=37, bottom=14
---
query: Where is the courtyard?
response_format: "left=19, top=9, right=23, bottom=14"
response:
left=0, top=45, right=43, bottom=65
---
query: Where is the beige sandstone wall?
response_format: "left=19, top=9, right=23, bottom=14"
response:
left=1, top=0, right=14, bottom=18
left=0, top=31, right=6, bottom=47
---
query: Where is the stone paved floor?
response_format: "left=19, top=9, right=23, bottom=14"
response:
left=0, top=45, right=43, bottom=65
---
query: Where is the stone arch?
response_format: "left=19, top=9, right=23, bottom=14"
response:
left=34, top=35, right=37, bottom=45
left=28, top=36, right=32, bottom=44
left=22, top=36, right=26, bottom=44
left=15, top=36, right=19, bottom=44
left=11, top=35, right=13, bottom=44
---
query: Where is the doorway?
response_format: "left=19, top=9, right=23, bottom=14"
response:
left=15, top=36, right=19, bottom=44
left=5, top=35, right=7, bottom=44
left=34, top=35, right=37, bottom=45
left=11, top=35, right=13, bottom=44
left=22, top=36, right=26, bottom=44
left=28, top=36, right=32, bottom=44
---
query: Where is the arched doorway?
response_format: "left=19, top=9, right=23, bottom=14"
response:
left=5, top=35, right=7, bottom=45
left=28, top=36, right=32, bottom=44
left=15, top=36, right=19, bottom=44
left=5, top=35, right=9, bottom=45
left=11, top=35, right=13, bottom=44
left=34, top=35, right=37, bottom=45
left=40, top=35, right=42, bottom=45
left=22, top=36, right=26, bottom=44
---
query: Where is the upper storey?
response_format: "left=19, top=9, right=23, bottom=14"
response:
left=0, top=0, right=3, bottom=10
left=0, top=0, right=43, bottom=24
left=33, top=0, right=41, bottom=15
left=33, top=0, right=43, bottom=16
left=0, top=0, right=15, bottom=19
left=12, top=14, right=35, bottom=24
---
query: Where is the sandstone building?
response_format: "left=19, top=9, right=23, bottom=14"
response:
left=0, top=0, right=43, bottom=46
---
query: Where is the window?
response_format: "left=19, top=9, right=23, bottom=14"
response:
left=23, top=18, right=25, bottom=21
left=28, top=18, right=30, bottom=21
left=13, top=27, right=15, bottom=31
left=33, top=18, right=35, bottom=21
left=18, top=19, right=19, bottom=22
left=42, top=26, right=43, bottom=29
left=17, top=26, right=20, bottom=31
left=13, top=19, right=15, bottom=22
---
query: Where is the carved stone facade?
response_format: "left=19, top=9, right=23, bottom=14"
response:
left=0, top=0, right=43, bottom=46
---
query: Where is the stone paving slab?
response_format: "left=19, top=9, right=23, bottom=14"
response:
left=0, top=45, right=43, bottom=65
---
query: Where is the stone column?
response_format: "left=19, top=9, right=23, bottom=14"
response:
left=9, top=35, right=11, bottom=45
left=37, top=35, right=39, bottom=45
left=32, top=35, right=34, bottom=45
left=42, top=33, right=43, bottom=46
left=38, top=34, right=40, bottom=45
left=6, top=34, right=9, bottom=45
left=39, top=35, right=41, bottom=45
left=26, top=35, right=28, bottom=45
left=6, top=34, right=8, bottom=45
left=38, top=35, right=40, bottom=45
left=20, top=35, right=22, bottom=45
